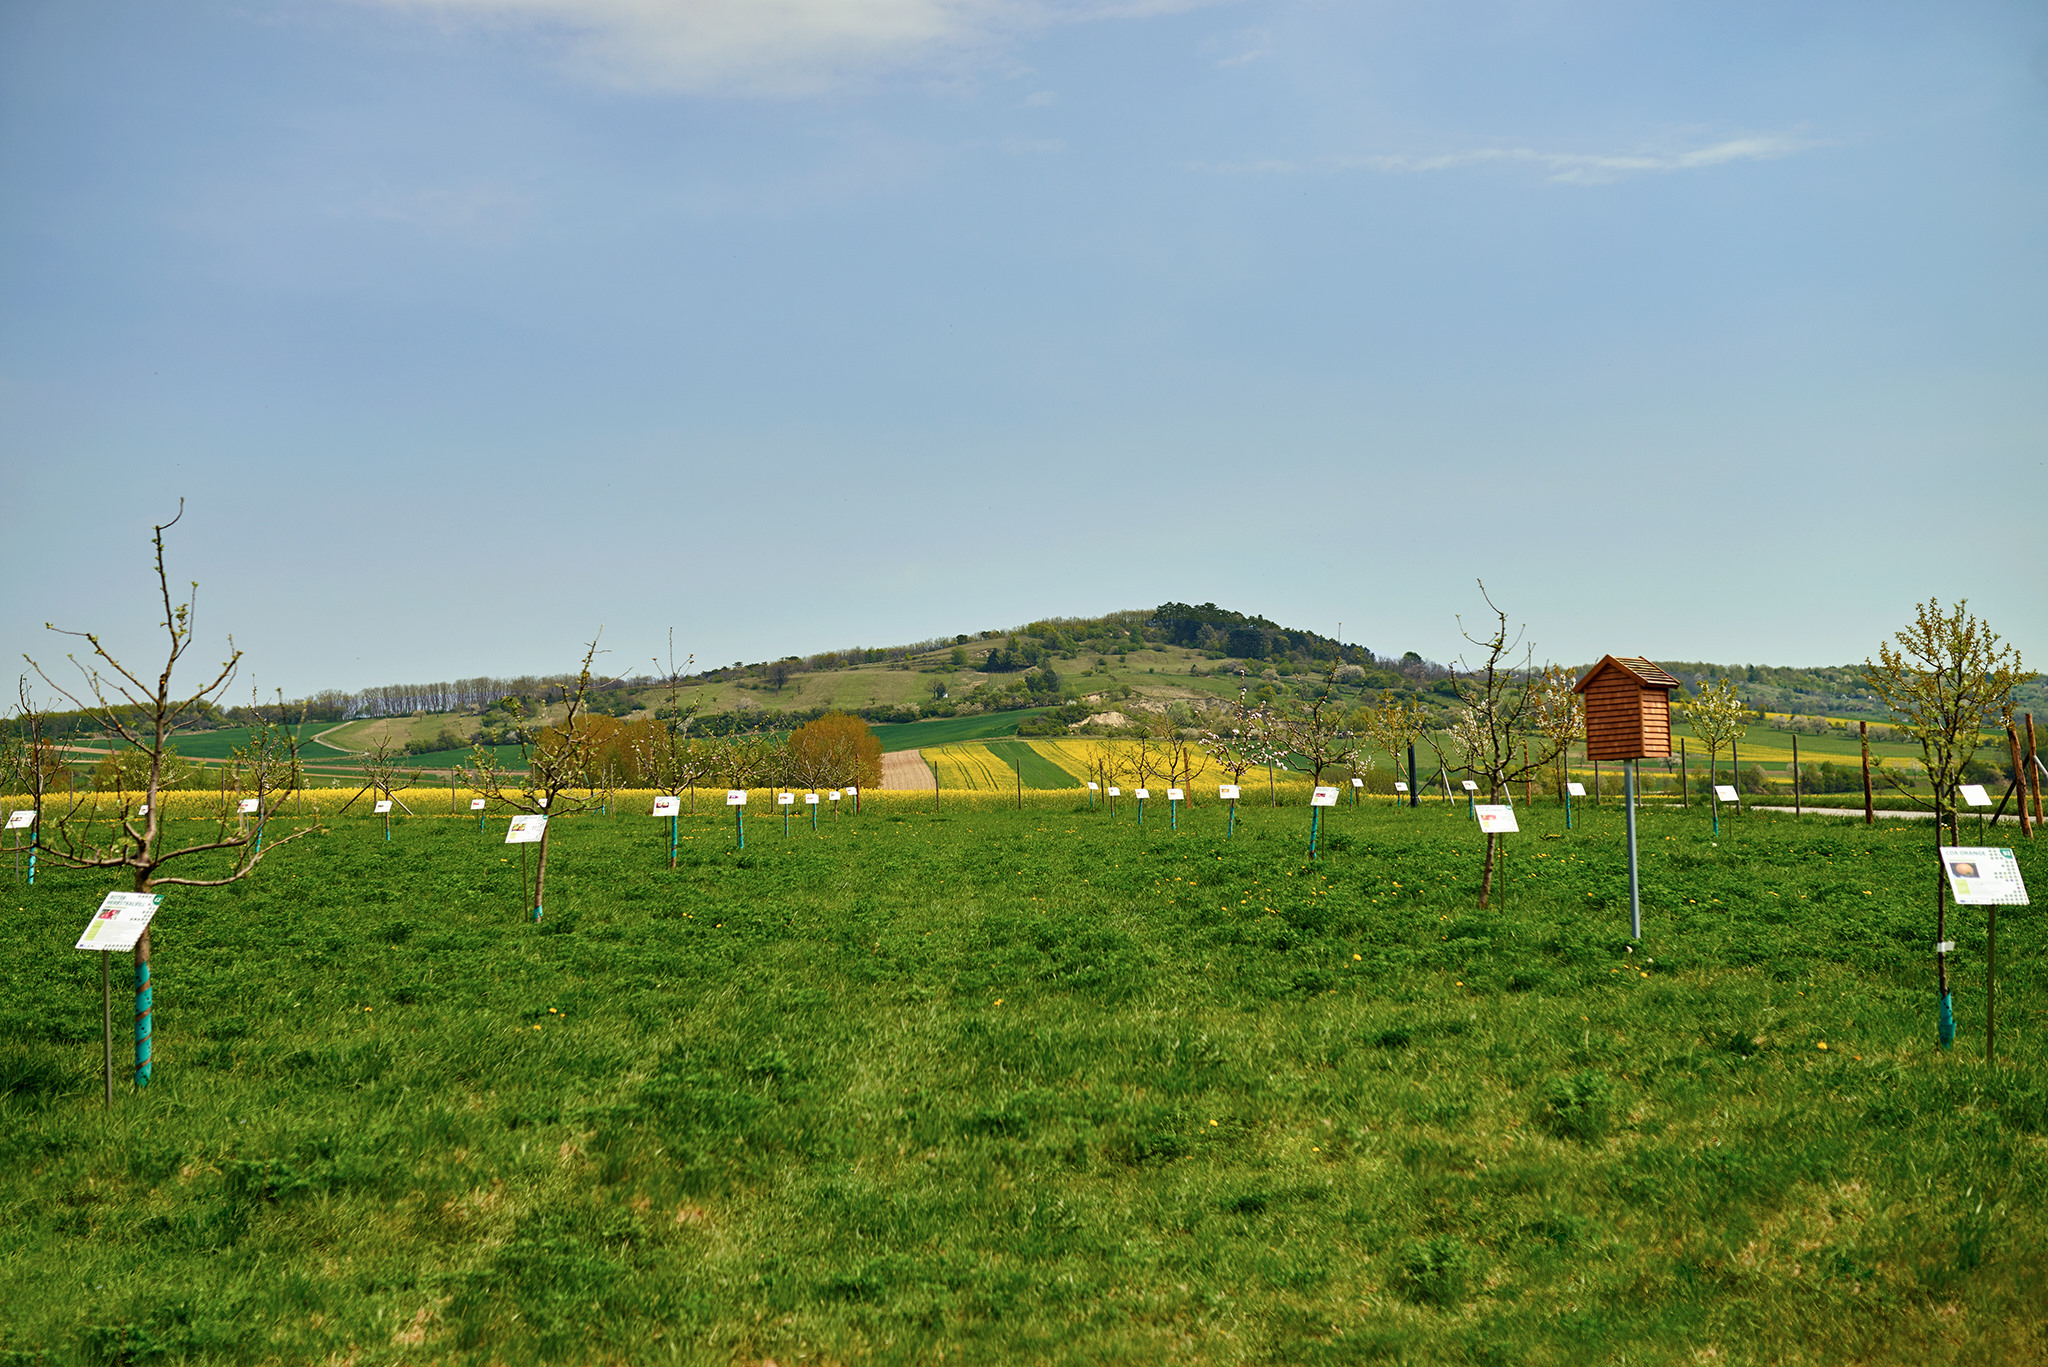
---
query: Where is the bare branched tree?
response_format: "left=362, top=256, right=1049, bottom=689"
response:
left=1197, top=675, right=1282, bottom=793
left=22, top=504, right=317, bottom=1087
left=1269, top=659, right=1364, bottom=785
left=1424, top=583, right=1563, bottom=909
left=467, top=635, right=615, bottom=920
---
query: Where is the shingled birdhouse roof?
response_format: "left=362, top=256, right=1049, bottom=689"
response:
left=1571, top=656, right=1680, bottom=694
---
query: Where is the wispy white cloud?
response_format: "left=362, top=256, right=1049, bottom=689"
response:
left=1190, top=134, right=1818, bottom=185
left=363, top=0, right=1230, bottom=97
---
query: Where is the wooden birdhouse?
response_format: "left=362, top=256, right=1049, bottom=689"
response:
left=1573, top=656, right=1680, bottom=761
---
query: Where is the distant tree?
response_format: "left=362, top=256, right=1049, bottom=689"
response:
left=786, top=712, right=883, bottom=792
left=1863, top=598, right=2032, bottom=842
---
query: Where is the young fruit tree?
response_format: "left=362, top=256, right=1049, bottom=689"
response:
left=1197, top=676, right=1282, bottom=791
left=1270, top=659, right=1365, bottom=786
left=1427, top=583, right=1566, bottom=909
left=22, top=504, right=316, bottom=1087
left=1862, top=598, right=2032, bottom=1051
left=1862, top=599, right=2032, bottom=843
left=1680, top=678, right=1747, bottom=798
left=466, top=636, right=615, bottom=921
left=1357, top=689, right=1430, bottom=803
left=1527, top=665, right=1585, bottom=801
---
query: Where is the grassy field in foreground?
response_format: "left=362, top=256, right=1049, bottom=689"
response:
left=2, top=804, right=2044, bottom=1365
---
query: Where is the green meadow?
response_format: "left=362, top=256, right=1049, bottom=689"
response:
left=1, top=800, right=2043, bottom=1365
left=871, top=709, right=1056, bottom=752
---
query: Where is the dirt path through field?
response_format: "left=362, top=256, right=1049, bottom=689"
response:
left=882, top=749, right=935, bottom=791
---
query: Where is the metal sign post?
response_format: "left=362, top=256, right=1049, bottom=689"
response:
left=1624, top=761, right=1641, bottom=940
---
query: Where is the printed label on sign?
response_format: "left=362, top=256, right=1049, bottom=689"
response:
left=1714, top=784, right=1739, bottom=802
left=506, top=814, right=548, bottom=844
left=6, top=810, right=34, bottom=829
left=1219, top=784, right=1241, bottom=800
left=1958, top=784, right=1992, bottom=808
left=1566, top=783, right=1586, bottom=797
left=726, top=790, right=747, bottom=806
left=1940, top=846, right=2031, bottom=906
left=1135, top=788, right=1150, bottom=800
left=1394, top=782, right=1409, bottom=793
left=829, top=791, right=841, bottom=800
left=1167, top=788, right=1184, bottom=801
left=805, top=793, right=819, bottom=804
left=1475, top=804, right=1520, bottom=834
left=373, top=800, right=393, bottom=814
left=1107, top=787, right=1121, bottom=797
left=75, top=891, right=162, bottom=952
left=778, top=793, right=795, bottom=805
left=1311, top=786, right=1340, bottom=807
left=470, top=798, right=486, bottom=810
left=652, top=796, right=680, bottom=817
left=237, top=798, right=260, bottom=814
left=1351, top=777, right=1364, bottom=788
left=1460, top=780, right=1479, bottom=792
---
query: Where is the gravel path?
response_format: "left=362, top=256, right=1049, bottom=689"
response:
left=881, top=749, right=935, bottom=791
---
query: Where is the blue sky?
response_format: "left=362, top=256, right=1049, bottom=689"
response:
left=4, top=0, right=2044, bottom=698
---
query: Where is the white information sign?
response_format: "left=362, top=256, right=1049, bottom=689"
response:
left=1167, top=788, right=1185, bottom=801
left=505, top=814, right=547, bottom=844
left=1310, top=786, right=1340, bottom=807
left=1958, top=784, right=1992, bottom=808
left=1087, top=782, right=1099, bottom=791
left=75, top=891, right=162, bottom=953
left=1394, top=782, right=1409, bottom=794
left=829, top=791, right=841, bottom=801
left=844, top=786, right=857, bottom=796
left=470, top=798, right=487, bottom=811
left=1460, top=780, right=1479, bottom=793
left=1713, top=784, right=1740, bottom=803
left=1940, top=847, right=2030, bottom=906
left=1937, top=940, right=1956, bottom=955
left=777, top=792, right=795, bottom=806
left=652, top=796, right=681, bottom=817
left=1135, top=788, right=1151, bottom=800
left=1475, top=804, right=1520, bottom=834
left=1219, top=784, right=1241, bottom=801
left=237, top=798, right=260, bottom=814
left=1566, top=782, right=1586, bottom=798
left=1351, top=777, right=1364, bottom=788
left=373, top=799, right=394, bottom=814
left=1107, top=787, right=1121, bottom=797
left=805, top=793, right=819, bottom=805
left=726, top=790, right=747, bottom=806
left=6, top=810, right=35, bottom=830
left=537, top=797, right=548, bottom=808
left=136, top=805, right=149, bottom=816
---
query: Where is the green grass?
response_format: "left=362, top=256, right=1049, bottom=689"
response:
left=984, top=740, right=1082, bottom=789
left=2, top=803, right=2044, bottom=1365
left=871, top=708, right=1054, bottom=752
